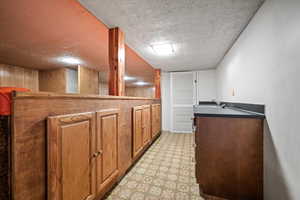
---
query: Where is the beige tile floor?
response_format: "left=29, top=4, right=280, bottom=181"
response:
left=105, top=132, right=204, bottom=200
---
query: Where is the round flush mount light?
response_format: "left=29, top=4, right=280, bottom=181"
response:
left=56, top=56, right=82, bottom=65
left=151, top=43, right=175, bottom=56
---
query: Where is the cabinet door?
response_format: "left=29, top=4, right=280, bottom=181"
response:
left=151, top=104, right=157, bottom=138
left=151, top=104, right=161, bottom=138
left=142, top=105, right=151, bottom=145
left=96, top=109, right=119, bottom=194
left=195, top=117, right=263, bottom=200
left=47, top=112, right=96, bottom=200
left=156, top=104, right=161, bottom=134
left=133, top=106, right=143, bottom=158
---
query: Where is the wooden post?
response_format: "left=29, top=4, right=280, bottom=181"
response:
left=109, top=27, right=125, bottom=96
left=154, top=69, right=161, bottom=99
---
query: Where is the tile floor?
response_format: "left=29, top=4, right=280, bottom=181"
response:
left=105, top=132, right=204, bottom=200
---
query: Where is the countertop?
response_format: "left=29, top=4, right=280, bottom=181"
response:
left=193, top=105, right=265, bottom=119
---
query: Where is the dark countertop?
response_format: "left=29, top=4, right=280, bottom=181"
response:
left=193, top=105, right=265, bottom=119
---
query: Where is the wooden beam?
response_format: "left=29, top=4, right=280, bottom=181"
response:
left=109, top=27, right=125, bottom=96
left=154, top=69, right=161, bottom=99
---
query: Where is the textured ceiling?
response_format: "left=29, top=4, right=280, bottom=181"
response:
left=79, top=0, right=263, bottom=71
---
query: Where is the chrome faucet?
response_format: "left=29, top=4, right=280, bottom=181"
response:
left=220, top=104, right=226, bottom=108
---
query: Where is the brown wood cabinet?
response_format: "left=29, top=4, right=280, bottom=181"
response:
left=96, top=109, right=119, bottom=197
left=142, top=105, right=151, bottom=145
left=132, top=105, right=154, bottom=159
left=11, top=93, right=160, bottom=200
left=151, top=104, right=161, bottom=139
left=47, top=110, right=121, bottom=200
left=47, top=112, right=96, bottom=200
left=194, top=117, right=263, bottom=200
left=132, top=105, right=144, bottom=158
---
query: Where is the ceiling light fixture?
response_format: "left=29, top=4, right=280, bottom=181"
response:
left=124, top=76, right=136, bottom=81
left=57, top=56, right=82, bottom=65
left=151, top=43, right=174, bottom=56
left=134, top=81, right=149, bottom=86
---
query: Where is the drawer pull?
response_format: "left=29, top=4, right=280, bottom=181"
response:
left=92, top=151, right=102, bottom=158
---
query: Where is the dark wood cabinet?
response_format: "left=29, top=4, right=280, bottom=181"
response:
left=96, top=109, right=119, bottom=196
left=194, top=117, right=263, bottom=200
left=47, top=112, right=96, bottom=200
left=151, top=104, right=161, bottom=139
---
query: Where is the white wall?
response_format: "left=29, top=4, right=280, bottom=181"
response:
left=216, top=0, right=300, bottom=199
left=197, top=70, right=217, bottom=102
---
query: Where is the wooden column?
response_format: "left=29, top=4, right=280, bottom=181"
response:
left=109, top=27, right=125, bottom=96
left=154, top=69, right=161, bottom=99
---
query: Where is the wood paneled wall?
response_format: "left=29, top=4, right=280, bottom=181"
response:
left=99, top=82, right=109, bottom=96
left=0, top=64, right=39, bottom=91
left=99, top=71, right=108, bottom=95
left=11, top=93, right=160, bottom=200
left=78, top=65, right=99, bottom=95
left=125, top=86, right=155, bottom=98
left=39, top=68, right=67, bottom=93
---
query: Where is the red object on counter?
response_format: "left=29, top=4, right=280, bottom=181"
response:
left=0, top=87, right=30, bottom=115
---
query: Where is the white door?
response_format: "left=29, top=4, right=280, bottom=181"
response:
left=171, top=72, right=197, bottom=133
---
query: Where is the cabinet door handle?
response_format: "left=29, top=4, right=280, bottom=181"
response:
left=92, top=152, right=99, bottom=158
left=92, top=151, right=102, bottom=158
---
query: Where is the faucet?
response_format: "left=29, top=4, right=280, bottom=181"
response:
left=220, top=104, right=226, bottom=108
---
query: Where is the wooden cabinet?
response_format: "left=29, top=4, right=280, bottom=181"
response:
left=132, top=105, right=151, bottom=158
left=133, top=105, right=143, bottom=158
left=47, top=110, right=120, bottom=200
left=47, top=112, right=96, bottom=200
left=142, top=105, right=151, bottom=145
left=194, top=117, right=263, bottom=200
left=96, top=109, right=119, bottom=196
left=151, top=104, right=161, bottom=138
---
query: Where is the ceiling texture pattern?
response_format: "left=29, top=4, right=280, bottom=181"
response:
left=79, top=0, right=264, bottom=71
